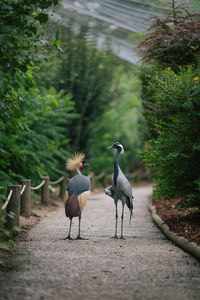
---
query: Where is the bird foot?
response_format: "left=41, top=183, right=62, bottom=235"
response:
left=62, top=235, right=73, bottom=240
left=112, top=235, right=118, bottom=239
left=75, top=236, right=88, bottom=240
left=119, top=236, right=125, bottom=240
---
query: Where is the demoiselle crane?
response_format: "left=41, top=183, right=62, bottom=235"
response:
left=105, top=142, right=133, bottom=239
left=64, top=153, right=90, bottom=240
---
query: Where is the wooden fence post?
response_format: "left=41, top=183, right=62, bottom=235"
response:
left=20, top=179, right=31, bottom=217
left=102, top=173, right=107, bottom=188
left=90, top=173, right=94, bottom=191
left=41, top=176, right=50, bottom=205
left=6, top=185, right=21, bottom=229
left=59, top=175, right=68, bottom=201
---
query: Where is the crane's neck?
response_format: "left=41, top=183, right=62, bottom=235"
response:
left=76, top=168, right=82, bottom=175
left=113, top=149, right=120, bottom=186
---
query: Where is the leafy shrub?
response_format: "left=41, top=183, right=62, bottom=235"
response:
left=138, top=2, right=200, bottom=71
left=0, top=210, right=20, bottom=251
left=139, top=65, right=159, bottom=140
left=0, top=0, right=61, bottom=201
left=0, top=74, right=74, bottom=201
left=140, top=66, right=200, bottom=205
left=0, top=0, right=60, bottom=126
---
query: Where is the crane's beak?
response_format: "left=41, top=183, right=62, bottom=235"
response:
left=107, top=145, right=113, bottom=149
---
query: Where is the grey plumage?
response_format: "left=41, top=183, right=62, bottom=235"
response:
left=64, top=155, right=90, bottom=240
left=67, top=174, right=90, bottom=196
left=105, top=142, right=134, bottom=239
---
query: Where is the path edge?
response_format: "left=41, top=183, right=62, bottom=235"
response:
left=148, top=199, right=200, bottom=261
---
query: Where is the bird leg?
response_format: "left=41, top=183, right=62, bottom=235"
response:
left=113, top=202, right=118, bottom=239
left=64, top=218, right=73, bottom=240
left=76, top=215, right=88, bottom=240
left=120, top=203, right=125, bottom=239
left=76, top=215, right=82, bottom=239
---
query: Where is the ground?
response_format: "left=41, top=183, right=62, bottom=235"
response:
left=0, top=197, right=62, bottom=272
left=0, top=185, right=200, bottom=300
left=1, top=187, right=200, bottom=273
left=154, top=197, right=200, bottom=246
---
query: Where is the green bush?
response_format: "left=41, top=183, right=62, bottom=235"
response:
left=0, top=0, right=61, bottom=201
left=0, top=74, right=74, bottom=201
left=140, top=65, right=200, bottom=204
left=0, top=0, right=60, bottom=128
left=139, top=65, right=159, bottom=140
left=0, top=210, right=20, bottom=251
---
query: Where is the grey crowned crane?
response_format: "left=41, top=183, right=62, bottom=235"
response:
left=105, top=142, right=134, bottom=239
left=64, top=153, right=90, bottom=240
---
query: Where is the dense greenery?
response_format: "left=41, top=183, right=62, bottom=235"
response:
left=139, top=1, right=200, bottom=205
left=0, top=0, right=61, bottom=199
left=54, top=24, right=117, bottom=153
left=141, top=66, right=200, bottom=202
left=89, top=63, right=144, bottom=176
left=0, top=0, right=60, bottom=125
left=139, top=3, right=200, bottom=71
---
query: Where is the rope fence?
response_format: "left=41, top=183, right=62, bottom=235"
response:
left=20, top=185, right=26, bottom=196
left=1, top=189, right=13, bottom=211
left=1, top=171, right=142, bottom=230
left=31, top=180, right=45, bottom=191
left=50, top=176, right=65, bottom=185
left=0, top=175, right=68, bottom=230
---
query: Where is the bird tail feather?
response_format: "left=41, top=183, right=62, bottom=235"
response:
left=126, top=196, right=133, bottom=225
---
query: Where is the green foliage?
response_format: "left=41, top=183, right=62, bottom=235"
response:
left=89, top=62, right=144, bottom=175
left=0, top=0, right=59, bottom=72
left=0, top=72, right=74, bottom=200
left=140, top=66, right=200, bottom=204
left=139, top=1, right=200, bottom=205
left=0, top=210, right=21, bottom=250
left=0, top=0, right=60, bottom=122
left=54, top=23, right=117, bottom=153
left=0, top=0, right=62, bottom=198
left=139, top=65, right=159, bottom=140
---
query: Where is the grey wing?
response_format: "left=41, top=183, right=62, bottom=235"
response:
left=118, top=172, right=133, bottom=199
left=118, top=173, right=133, bottom=210
left=67, top=175, right=91, bottom=196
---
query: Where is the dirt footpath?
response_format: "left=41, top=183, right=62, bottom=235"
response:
left=0, top=185, right=200, bottom=300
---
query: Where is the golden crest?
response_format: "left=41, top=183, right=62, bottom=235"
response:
left=66, top=152, right=85, bottom=171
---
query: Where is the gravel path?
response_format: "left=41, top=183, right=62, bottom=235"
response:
left=0, top=185, right=200, bottom=300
